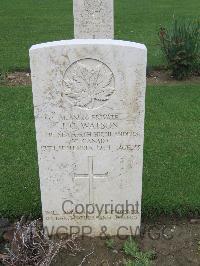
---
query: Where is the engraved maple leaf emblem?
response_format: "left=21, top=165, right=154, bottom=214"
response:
left=63, top=60, right=115, bottom=109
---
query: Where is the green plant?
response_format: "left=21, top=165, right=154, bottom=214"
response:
left=159, top=18, right=200, bottom=80
left=105, top=239, right=115, bottom=249
left=123, top=237, right=154, bottom=266
left=198, top=240, right=200, bottom=252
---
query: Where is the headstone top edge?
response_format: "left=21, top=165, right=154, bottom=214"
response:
left=29, top=39, right=147, bottom=53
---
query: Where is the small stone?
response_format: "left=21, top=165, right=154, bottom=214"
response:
left=190, top=219, right=200, bottom=224
left=112, top=249, right=118, bottom=254
left=0, top=253, right=8, bottom=260
left=7, top=74, right=16, bottom=80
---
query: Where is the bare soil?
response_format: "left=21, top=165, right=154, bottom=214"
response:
left=147, top=70, right=200, bottom=86
left=51, top=218, right=200, bottom=265
left=4, top=72, right=31, bottom=86
left=1, top=71, right=200, bottom=87
left=2, top=218, right=197, bottom=265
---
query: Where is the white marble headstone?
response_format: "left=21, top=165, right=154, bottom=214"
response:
left=30, top=39, right=147, bottom=236
left=73, top=0, right=114, bottom=39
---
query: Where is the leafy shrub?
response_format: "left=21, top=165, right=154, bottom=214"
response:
left=159, top=19, right=200, bottom=80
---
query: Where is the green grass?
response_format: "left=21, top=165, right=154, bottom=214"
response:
left=0, top=87, right=40, bottom=217
left=143, top=84, right=200, bottom=217
left=0, top=85, right=200, bottom=218
left=0, top=0, right=199, bottom=71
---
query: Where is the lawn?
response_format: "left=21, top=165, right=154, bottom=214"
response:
left=0, top=0, right=199, bottom=72
left=0, top=85, right=200, bottom=218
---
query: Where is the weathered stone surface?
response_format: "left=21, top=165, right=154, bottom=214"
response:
left=30, top=39, right=147, bottom=236
left=73, top=0, right=114, bottom=39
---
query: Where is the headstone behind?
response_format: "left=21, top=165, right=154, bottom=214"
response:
left=73, top=0, right=114, bottom=39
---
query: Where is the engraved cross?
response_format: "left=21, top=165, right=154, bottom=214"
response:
left=74, top=156, right=108, bottom=203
